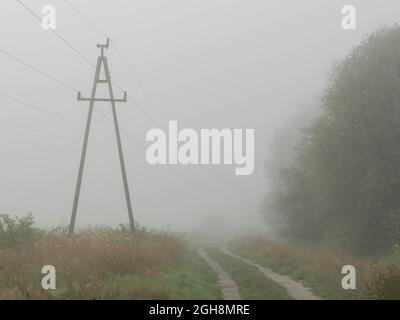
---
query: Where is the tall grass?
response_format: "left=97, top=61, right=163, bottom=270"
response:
left=0, top=228, right=185, bottom=299
left=230, top=236, right=399, bottom=299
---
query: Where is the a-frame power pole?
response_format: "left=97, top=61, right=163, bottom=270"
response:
left=69, top=39, right=135, bottom=235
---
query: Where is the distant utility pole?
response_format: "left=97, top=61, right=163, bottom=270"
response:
left=69, top=39, right=135, bottom=235
left=238, top=183, right=244, bottom=233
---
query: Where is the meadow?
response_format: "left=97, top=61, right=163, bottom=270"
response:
left=0, top=214, right=220, bottom=300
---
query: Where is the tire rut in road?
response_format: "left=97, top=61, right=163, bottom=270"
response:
left=220, top=247, right=322, bottom=300
left=198, top=248, right=242, bottom=300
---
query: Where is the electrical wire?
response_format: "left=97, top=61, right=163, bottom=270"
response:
left=60, top=0, right=167, bottom=126
left=17, top=0, right=95, bottom=68
left=0, top=47, right=77, bottom=93
left=0, top=118, right=74, bottom=141
left=0, top=90, right=82, bottom=128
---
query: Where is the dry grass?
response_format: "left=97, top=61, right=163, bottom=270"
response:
left=0, top=229, right=185, bottom=299
left=230, top=236, right=395, bottom=299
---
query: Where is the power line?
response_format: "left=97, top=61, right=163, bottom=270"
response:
left=16, top=0, right=232, bottom=191
left=0, top=118, right=73, bottom=141
left=16, top=0, right=95, bottom=67
left=85, top=79, right=162, bottom=128
left=0, top=47, right=77, bottom=93
left=0, top=45, right=146, bottom=151
left=126, top=92, right=162, bottom=128
left=0, top=89, right=144, bottom=150
left=119, top=127, right=147, bottom=152
left=49, top=4, right=228, bottom=187
left=110, top=42, right=168, bottom=123
left=0, top=46, right=122, bottom=132
left=0, top=44, right=127, bottom=126
left=56, top=1, right=220, bottom=187
left=92, top=106, right=146, bottom=150
left=17, top=0, right=161, bottom=129
left=62, top=0, right=108, bottom=39
left=60, top=0, right=166, bottom=126
left=0, top=91, right=82, bottom=128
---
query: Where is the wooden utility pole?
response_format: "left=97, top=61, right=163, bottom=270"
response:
left=69, top=39, right=135, bottom=235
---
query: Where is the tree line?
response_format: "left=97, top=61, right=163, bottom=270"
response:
left=262, top=26, right=400, bottom=255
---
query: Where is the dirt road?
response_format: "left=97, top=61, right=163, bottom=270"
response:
left=221, top=247, right=322, bottom=300
left=198, top=248, right=242, bottom=300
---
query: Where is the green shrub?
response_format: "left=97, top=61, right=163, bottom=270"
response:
left=0, top=213, right=42, bottom=247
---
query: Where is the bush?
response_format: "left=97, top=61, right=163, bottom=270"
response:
left=368, top=265, right=400, bottom=299
left=0, top=213, right=42, bottom=247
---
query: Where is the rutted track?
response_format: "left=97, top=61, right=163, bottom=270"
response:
left=198, top=248, right=242, bottom=300
left=221, top=247, right=322, bottom=300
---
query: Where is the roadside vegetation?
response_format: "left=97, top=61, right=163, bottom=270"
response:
left=231, top=236, right=400, bottom=299
left=207, top=247, right=291, bottom=300
left=0, top=213, right=220, bottom=300
left=255, top=25, right=400, bottom=300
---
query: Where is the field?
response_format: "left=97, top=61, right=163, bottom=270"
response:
left=0, top=216, right=220, bottom=299
left=2, top=214, right=400, bottom=300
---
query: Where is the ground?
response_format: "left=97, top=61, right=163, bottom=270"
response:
left=1, top=228, right=397, bottom=299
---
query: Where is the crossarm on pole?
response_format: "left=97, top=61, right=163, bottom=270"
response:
left=77, top=91, right=127, bottom=102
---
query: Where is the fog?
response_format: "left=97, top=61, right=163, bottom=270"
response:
left=0, top=0, right=399, bottom=233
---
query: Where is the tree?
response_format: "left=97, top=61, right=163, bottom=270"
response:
left=266, top=26, right=400, bottom=254
left=308, top=26, right=400, bottom=254
left=261, top=100, right=319, bottom=239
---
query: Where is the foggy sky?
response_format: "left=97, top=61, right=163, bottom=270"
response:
left=1, top=0, right=399, bottom=232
